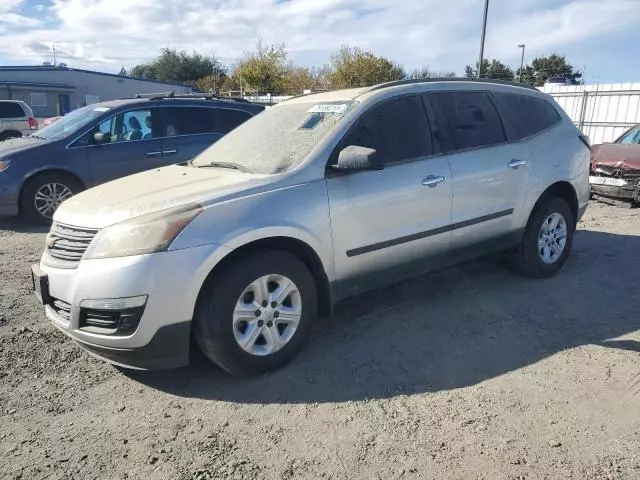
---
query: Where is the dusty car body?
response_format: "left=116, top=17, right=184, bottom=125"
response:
left=589, top=124, right=640, bottom=204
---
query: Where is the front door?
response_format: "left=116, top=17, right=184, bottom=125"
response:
left=84, top=108, right=166, bottom=185
left=326, top=94, right=453, bottom=299
left=58, top=94, right=71, bottom=115
left=427, top=91, right=531, bottom=250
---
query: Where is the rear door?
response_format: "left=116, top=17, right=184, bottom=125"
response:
left=158, top=106, right=253, bottom=164
left=81, top=108, right=165, bottom=185
left=427, top=90, right=531, bottom=249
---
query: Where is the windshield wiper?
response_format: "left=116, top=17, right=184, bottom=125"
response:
left=199, top=162, right=249, bottom=173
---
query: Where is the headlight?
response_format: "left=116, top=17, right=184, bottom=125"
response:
left=83, top=204, right=204, bottom=260
left=0, top=160, right=11, bottom=172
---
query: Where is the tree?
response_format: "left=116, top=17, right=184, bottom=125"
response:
left=118, top=66, right=128, bottom=76
left=464, top=59, right=513, bottom=80
left=408, top=66, right=456, bottom=79
left=130, top=48, right=225, bottom=84
left=517, top=54, right=582, bottom=86
left=326, top=46, right=405, bottom=89
left=234, top=41, right=288, bottom=94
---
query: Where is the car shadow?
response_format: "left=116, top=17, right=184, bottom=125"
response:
left=0, top=216, right=49, bottom=234
left=126, top=229, right=640, bottom=404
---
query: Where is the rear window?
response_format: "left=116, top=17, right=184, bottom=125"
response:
left=161, top=106, right=253, bottom=136
left=492, top=92, right=561, bottom=140
left=428, top=91, right=506, bottom=151
left=0, top=102, right=26, bottom=118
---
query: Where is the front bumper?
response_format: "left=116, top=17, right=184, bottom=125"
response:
left=589, top=175, right=640, bottom=202
left=34, top=242, right=230, bottom=369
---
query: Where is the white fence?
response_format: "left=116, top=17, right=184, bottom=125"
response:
left=540, top=83, right=640, bottom=144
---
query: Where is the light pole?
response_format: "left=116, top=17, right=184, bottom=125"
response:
left=477, top=0, right=490, bottom=78
left=518, top=44, right=526, bottom=82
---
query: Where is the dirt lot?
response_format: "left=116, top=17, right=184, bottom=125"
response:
left=1, top=201, right=639, bottom=480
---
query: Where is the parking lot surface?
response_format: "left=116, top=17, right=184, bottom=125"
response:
left=1, top=201, right=639, bottom=480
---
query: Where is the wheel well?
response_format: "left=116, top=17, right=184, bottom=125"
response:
left=197, top=237, right=333, bottom=319
left=538, top=181, right=579, bottom=224
left=19, top=169, right=86, bottom=212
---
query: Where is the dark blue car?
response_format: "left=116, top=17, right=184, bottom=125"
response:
left=0, top=94, right=264, bottom=223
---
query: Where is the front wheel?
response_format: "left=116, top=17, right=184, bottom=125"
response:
left=194, top=251, right=318, bottom=376
left=20, top=172, right=83, bottom=224
left=512, top=197, right=575, bottom=278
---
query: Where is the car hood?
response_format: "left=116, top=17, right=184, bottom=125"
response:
left=54, top=165, right=274, bottom=228
left=0, top=136, right=48, bottom=157
left=591, top=143, right=640, bottom=171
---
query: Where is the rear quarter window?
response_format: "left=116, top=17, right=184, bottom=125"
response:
left=492, top=92, right=561, bottom=140
left=0, top=102, right=26, bottom=118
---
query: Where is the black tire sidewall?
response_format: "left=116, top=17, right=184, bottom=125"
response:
left=194, top=251, right=318, bottom=376
left=21, top=173, right=81, bottom=224
left=521, top=197, right=575, bottom=277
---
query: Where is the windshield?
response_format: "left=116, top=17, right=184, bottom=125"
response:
left=34, top=105, right=111, bottom=141
left=617, top=126, right=640, bottom=145
left=192, top=100, right=356, bottom=174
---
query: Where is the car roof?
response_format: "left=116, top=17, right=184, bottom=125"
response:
left=282, top=78, right=542, bottom=106
left=90, top=96, right=265, bottom=113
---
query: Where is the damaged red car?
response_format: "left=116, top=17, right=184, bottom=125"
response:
left=590, top=124, right=640, bottom=205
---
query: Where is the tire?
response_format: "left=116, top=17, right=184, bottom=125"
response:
left=0, top=131, right=21, bottom=142
left=20, top=172, right=83, bottom=225
left=194, top=251, right=318, bottom=377
left=512, top=197, right=575, bottom=278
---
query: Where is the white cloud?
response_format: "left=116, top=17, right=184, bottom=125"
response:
left=0, top=0, right=638, bottom=76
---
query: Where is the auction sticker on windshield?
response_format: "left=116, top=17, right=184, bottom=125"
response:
left=308, top=103, right=351, bottom=114
left=94, top=107, right=110, bottom=112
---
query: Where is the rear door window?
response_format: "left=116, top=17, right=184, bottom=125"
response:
left=217, top=109, right=253, bottom=134
left=0, top=102, right=26, bottom=118
left=428, top=91, right=506, bottom=151
left=163, top=107, right=217, bottom=136
left=492, top=92, right=561, bottom=140
left=338, top=95, right=432, bottom=166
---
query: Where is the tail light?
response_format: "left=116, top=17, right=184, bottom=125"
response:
left=28, top=117, right=38, bottom=130
left=579, top=134, right=591, bottom=150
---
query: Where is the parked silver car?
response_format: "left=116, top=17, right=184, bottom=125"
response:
left=0, top=100, right=38, bottom=140
left=32, top=78, right=590, bottom=376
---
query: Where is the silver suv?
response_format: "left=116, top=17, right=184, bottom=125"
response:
left=32, top=79, right=590, bottom=376
left=0, top=100, right=37, bottom=140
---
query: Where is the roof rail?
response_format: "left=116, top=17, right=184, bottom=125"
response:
left=132, top=92, right=252, bottom=103
left=367, top=77, right=539, bottom=92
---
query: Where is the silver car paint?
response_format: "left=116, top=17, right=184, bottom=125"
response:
left=41, top=81, right=590, bottom=360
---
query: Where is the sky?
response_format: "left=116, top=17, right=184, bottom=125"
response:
left=0, top=0, right=639, bottom=84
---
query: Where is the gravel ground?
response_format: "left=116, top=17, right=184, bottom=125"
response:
left=1, top=201, right=640, bottom=480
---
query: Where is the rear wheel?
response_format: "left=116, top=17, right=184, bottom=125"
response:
left=20, top=172, right=83, bottom=224
left=194, top=251, right=318, bottom=376
left=512, top=197, right=575, bottom=278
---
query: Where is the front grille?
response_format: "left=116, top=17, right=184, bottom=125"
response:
left=50, top=298, right=72, bottom=322
left=46, top=222, right=99, bottom=267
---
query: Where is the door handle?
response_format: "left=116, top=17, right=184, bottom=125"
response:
left=422, top=175, right=446, bottom=187
left=508, top=159, right=527, bottom=169
left=145, top=151, right=162, bottom=157
left=162, top=149, right=178, bottom=155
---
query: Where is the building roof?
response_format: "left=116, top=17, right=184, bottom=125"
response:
left=0, top=65, right=192, bottom=88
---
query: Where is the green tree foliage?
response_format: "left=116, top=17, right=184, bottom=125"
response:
left=409, top=67, right=456, bottom=79
left=517, top=54, right=582, bottom=86
left=130, top=48, right=225, bottom=84
left=118, top=66, right=128, bottom=76
left=465, top=59, right=513, bottom=80
left=326, top=46, right=405, bottom=89
left=234, top=41, right=288, bottom=94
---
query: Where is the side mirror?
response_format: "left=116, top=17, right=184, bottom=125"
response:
left=93, top=132, right=110, bottom=144
left=330, top=145, right=382, bottom=172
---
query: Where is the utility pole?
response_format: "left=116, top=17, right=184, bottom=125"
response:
left=52, top=44, right=57, bottom=66
left=477, top=0, right=489, bottom=78
left=518, top=44, right=526, bottom=82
